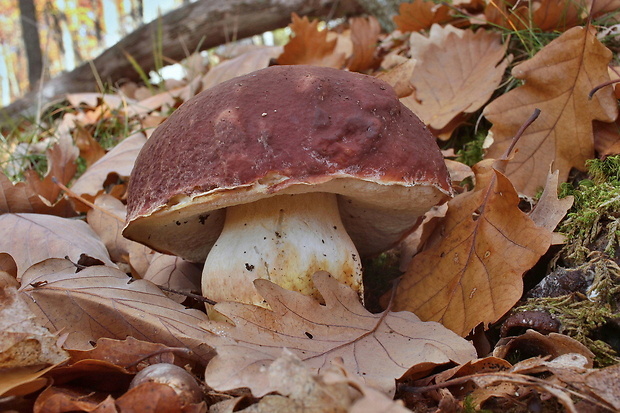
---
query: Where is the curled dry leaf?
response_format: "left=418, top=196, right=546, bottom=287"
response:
left=0, top=133, right=78, bottom=217
left=203, top=272, right=476, bottom=397
left=33, top=386, right=118, bottom=413
left=529, top=169, right=574, bottom=244
left=18, top=259, right=215, bottom=362
left=276, top=13, right=346, bottom=68
left=70, top=132, right=147, bottom=197
left=142, top=254, right=202, bottom=303
left=393, top=159, right=554, bottom=336
left=484, top=26, right=618, bottom=196
left=0, top=286, right=68, bottom=368
left=0, top=287, right=68, bottom=397
left=375, top=59, right=416, bottom=98
left=401, top=26, right=508, bottom=137
left=0, top=213, right=115, bottom=278
left=200, top=46, right=283, bottom=91
left=392, top=0, right=453, bottom=32
left=66, top=337, right=187, bottom=372
left=347, top=16, right=382, bottom=73
left=87, top=194, right=152, bottom=275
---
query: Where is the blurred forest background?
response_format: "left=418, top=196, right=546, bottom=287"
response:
left=0, top=0, right=219, bottom=106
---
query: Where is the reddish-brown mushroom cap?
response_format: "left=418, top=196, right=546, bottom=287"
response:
left=123, top=65, right=451, bottom=263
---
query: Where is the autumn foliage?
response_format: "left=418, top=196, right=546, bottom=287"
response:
left=1, top=0, right=620, bottom=411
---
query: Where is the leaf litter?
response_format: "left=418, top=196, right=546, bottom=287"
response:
left=0, top=3, right=619, bottom=411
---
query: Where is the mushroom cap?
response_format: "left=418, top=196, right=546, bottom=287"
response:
left=123, top=65, right=451, bottom=262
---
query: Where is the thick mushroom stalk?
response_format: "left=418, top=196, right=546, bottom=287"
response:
left=202, top=192, right=363, bottom=307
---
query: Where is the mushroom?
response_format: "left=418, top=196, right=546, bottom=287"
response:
left=123, top=65, right=451, bottom=307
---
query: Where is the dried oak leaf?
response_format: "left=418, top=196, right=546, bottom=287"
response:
left=33, top=386, right=118, bottom=413
left=401, top=26, right=508, bottom=138
left=200, top=46, right=283, bottom=91
left=276, top=13, right=346, bottom=68
left=483, top=0, right=582, bottom=32
left=0, top=213, right=115, bottom=278
left=0, top=286, right=68, bottom=368
left=18, top=259, right=215, bottom=363
left=0, top=287, right=69, bottom=398
left=203, top=272, right=476, bottom=397
left=483, top=26, right=618, bottom=196
left=70, top=132, right=146, bottom=197
left=86, top=194, right=152, bottom=276
left=393, top=159, right=554, bottom=337
left=0, top=134, right=78, bottom=216
left=393, top=0, right=453, bottom=32
left=347, top=16, right=382, bottom=73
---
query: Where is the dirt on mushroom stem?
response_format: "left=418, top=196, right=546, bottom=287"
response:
left=202, top=192, right=363, bottom=310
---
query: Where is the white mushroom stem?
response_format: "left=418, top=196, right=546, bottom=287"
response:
left=201, top=192, right=363, bottom=307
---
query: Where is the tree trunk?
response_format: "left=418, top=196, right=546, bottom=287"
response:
left=19, top=0, right=43, bottom=90
left=1, top=0, right=363, bottom=125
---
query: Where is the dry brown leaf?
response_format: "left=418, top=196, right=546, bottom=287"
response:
left=484, top=27, right=618, bottom=196
left=73, top=123, right=106, bottom=167
left=0, top=287, right=68, bottom=398
left=86, top=194, right=152, bottom=275
left=584, top=363, right=620, bottom=410
left=483, top=0, right=583, bottom=32
left=65, top=337, right=181, bottom=372
left=203, top=272, right=476, bottom=397
left=393, top=0, right=453, bottom=32
left=237, top=350, right=353, bottom=412
left=33, top=386, right=118, bottom=413
left=593, top=117, right=620, bottom=157
left=65, top=93, right=126, bottom=110
left=347, top=16, right=382, bottom=73
left=0, top=213, right=115, bottom=278
left=142, top=254, right=201, bottom=303
left=18, top=259, right=215, bottom=362
left=401, top=26, right=508, bottom=136
left=0, top=134, right=78, bottom=216
left=125, top=77, right=202, bottom=118
left=529, top=169, right=574, bottom=244
left=116, top=381, right=204, bottom=413
left=70, top=132, right=146, bottom=197
left=201, top=46, right=283, bottom=91
left=375, top=59, right=416, bottom=98
left=393, top=159, right=553, bottom=336
left=494, top=330, right=595, bottom=367
left=0, top=286, right=69, bottom=369
left=276, top=13, right=346, bottom=68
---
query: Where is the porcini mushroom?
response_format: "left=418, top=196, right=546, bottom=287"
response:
left=123, top=65, right=451, bottom=307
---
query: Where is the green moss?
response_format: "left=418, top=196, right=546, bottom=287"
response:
left=515, top=259, right=620, bottom=366
left=456, top=132, right=486, bottom=167
left=558, top=155, right=620, bottom=264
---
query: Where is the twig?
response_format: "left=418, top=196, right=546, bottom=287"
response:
left=501, top=108, right=541, bottom=160
left=158, top=285, right=217, bottom=306
left=52, top=176, right=125, bottom=224
left=589, top=79, right=620, bottom=99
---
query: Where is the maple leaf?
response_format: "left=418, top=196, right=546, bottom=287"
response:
left=18, top=259, right=215, bottom=362
left=393, top=158, right=555, bottom=337
left=393, top=0, right=453, bottom=32
left=483, top=27, right=618, bottom=196
left=401, top=25, right=508, bottom=138
left=203, top=272, right=476, bottom=397
left=276, top=13, right=346, bottom=68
